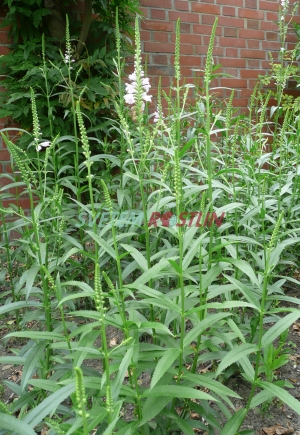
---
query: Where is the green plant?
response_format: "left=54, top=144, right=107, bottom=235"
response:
left=1, top=7, right=300, bottom=435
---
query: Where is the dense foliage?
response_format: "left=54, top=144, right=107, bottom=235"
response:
left=0, top=2, right=300, bottom=435
left=0, top=0, right=140, bottom=159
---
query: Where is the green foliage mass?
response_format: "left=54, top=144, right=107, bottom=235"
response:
left=0, top=0, right=140, bottom=152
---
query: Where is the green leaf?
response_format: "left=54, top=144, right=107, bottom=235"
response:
left=0, top=356, right=26, bottom=364
left=143, top=385, right=216, bottom=401
left=5, top=331, right=65, bottom=341
left=225, top=275, right=260, bottom=309
left=219, top=408, right=246, bottom=435
left=132, top=259, right=169, bottom=286
left=23, top=382, right=75, bottom=427
left=182, top=372, right=241, bottom=399
left=183, top=312, right=231, bottom=347
left=28, top=379, right=60, bottom=393
left=261, top=312, right=300, bottom=347
left=179, top=137, right=196, bottom=158
left=120, top=244, right=148, bottom=271
left=86, top=230, right=116, bottom=259
left=182, top=232, right=208, bottom=270
left=0, top=301, right=41, bottom=315
left=258, top=381, right=300, bottom=415
left=150, top=348, right=180, bottom=389
left=24, top=266, right=40, bottom=300
left=168, top=259, right=182, bottom=275
left=216, top=343, right=257, bottom=377
left=0, top=413, right=37, bottom=435
left=21, top=341, right=47, bottom=393
left=249, top=389, right=274, bottom=409
left=111, top=348, right=133, bottom=401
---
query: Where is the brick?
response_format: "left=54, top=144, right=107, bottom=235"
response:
left=221, top=78, right=248, bottom=88
left=247, top=20, right=260, bottom=30
left=2, top=198, right=32, bottom=210
left=174, top=0, right=190, bottom=11
left=223, top=7, right=236, bottom=16
left=180, top=44, right=194, bottom=54
left=193, top=24, right=222, bottom=35
left=195, top=45, right=223, bottom=56
left=238, top=9, right=264, bottom=19
left=153, top=54, right=169, bottom=64
left=169, top=11, right=200, bottom=23
left=241, top=69, right=265, bottom=79
left=241, top=49, right=265, bottom=59
left=140, top=0, right=172, bottom=7
left=147, top=65, right=175, bottom=76
left=259, top=1, right=280, bottom=11
left=219, top=37, right=246, bottom=48
left=218, top=16, right=245, bottom=27
left=142, top=20, right=173, bottom=31
left=191, top=4, right=220, bottom=14
left=244, top=0, right=257, bottom=8
left=0, top=31, right=11, bottom=44
left=261, top=21, right=278, bottom=31
left=202, top=15, right=216, bottom=25
left=171, top=55, right=202, bottom=67
left=226, top=48, right=238, bottom=57
left=266, top=12, right=279, bottom=21
left=247, top=39, right=260, bottom=49
left=0, top=150, right=10, bottom=161
left=180, top=23, right=191, bottom=33
left=216, top=0, right=243, bottom=5
left=221, top=58, right=246, bottom=68
left=139, top=7, right=149, bottom=18
left=144, top=42, right=175, bottom=53
left=0, top=45, right=9, bottom=55
left=224, top=27, right=238, bottom=37
left=239, top=29, right=264, bottom=39
left=172, top=33, right=201, bottom=45
left=151, top=9, right=166, bottom=20
left=153, top=32, right=169, bottom=43
left=261, top=41, right=281, bottom=50
left=140, top=30, right=151, bottom=41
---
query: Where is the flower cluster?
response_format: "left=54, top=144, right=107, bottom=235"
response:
left=124, top=69, right=152, bottom=109
left=36, top=141, right=51, bottom=152
left=280, top=0, right=289, bottom=13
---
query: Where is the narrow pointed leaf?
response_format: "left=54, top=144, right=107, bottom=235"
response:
left=23, top=382, right=75, bottom=427
left=258, top=381, right=300, bottom=415
left=216, top=344, right=257, bottom=377
left=261, top=311, right=300, bottom=347
left=0, top=413, right=36, bottom=435
left=219, top=408, right=246, bottom=435
left=21, top=342, right=47, bottom=393
left=150, top=348, right=180, bottom=389
left=183, top=312, right=231, bottom=347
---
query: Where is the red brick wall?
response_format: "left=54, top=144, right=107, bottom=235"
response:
left=139, top=0, right=300, bottom=109
left=0, top=0, right=299, bottom=220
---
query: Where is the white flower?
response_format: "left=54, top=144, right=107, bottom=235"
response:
left=124, top=67, right=152, bottom=108
left=153, top=111, right=159, bottom=123
left=142, top=93, right=152, bottom=102
left=124, top=93, right=136, bottom=105
left=36, top=141, right=51, bottom=152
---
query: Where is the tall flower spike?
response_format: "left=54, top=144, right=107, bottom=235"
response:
left=101, top=180, right=113, bottom=215
left=269, top=211, right=284, bottom=250
left=75, top=367, right=88, bottom=415
left=30, top=88, right=42, bottom=150
left=123, top=17, right=152, bottom=118
left=76, top=101, right=91, bottom=164
left=94, top=263, right=106, bottom=323
left=204, top=18, right=218, bottom=86
left=175, top=19, right=181, bottom=82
